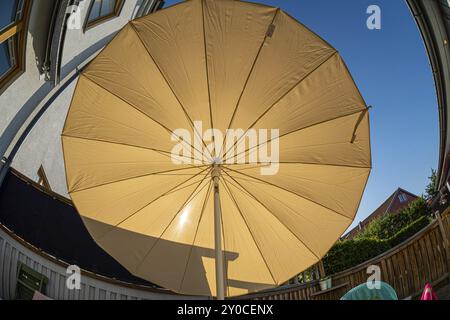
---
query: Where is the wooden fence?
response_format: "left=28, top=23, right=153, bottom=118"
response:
left=242, top=211, right=450, bottom=300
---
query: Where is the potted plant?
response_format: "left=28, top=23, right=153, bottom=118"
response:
left=319, top=276, right=332, bottom=291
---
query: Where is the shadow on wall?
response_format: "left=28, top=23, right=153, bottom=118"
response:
left=0, top=82, right=53, bottom=159
left=60, top=33, right=116, bottom=80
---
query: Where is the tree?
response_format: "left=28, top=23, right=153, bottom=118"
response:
left=425, top=169, right=438, bottom=201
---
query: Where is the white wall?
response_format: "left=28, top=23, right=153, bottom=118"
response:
left=0, top=1, right=54, bottom=152
left=60, top=0, right=143, bottom=80
left=5, top=0, right=149, bottom=194
left=12, top=80, right=76, bottom=195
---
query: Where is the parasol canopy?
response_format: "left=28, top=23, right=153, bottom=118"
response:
left=62, top=0, right=371, bottom=298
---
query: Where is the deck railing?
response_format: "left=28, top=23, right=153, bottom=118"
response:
left=241, top=211, right=450, bottom=300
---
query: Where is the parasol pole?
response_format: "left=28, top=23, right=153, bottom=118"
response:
left=212, top=163, right=225, bottom=300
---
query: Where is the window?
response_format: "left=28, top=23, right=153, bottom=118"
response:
left=135, top=0, right=162, bottom=18
left=15, top=262, right=48, bottom=300
left=85, top=0, right=124, bottom=30
left=37, top=165, right=51, bottom=191
left=398, top=193, right=408, bottom=203
left=0, top=0, right=31, bottom=91
left=0, top=40, right=15, bottom=78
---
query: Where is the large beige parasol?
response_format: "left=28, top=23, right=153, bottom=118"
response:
left=62, top=0, right=371, bottom=298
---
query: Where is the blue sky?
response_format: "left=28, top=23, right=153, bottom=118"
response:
left=164, top=0, right=439, bottom=232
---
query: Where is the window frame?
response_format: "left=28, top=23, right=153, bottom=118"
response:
left=135, top=0, right=160, bottom=18
left=0, top=0, right=32, bottom=92
left=398, top=193, right=407, bottom=203
left=84, top=0, right=125, bottom=31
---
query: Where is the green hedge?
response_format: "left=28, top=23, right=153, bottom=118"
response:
left=323, top=215, right=431, bottom=275
left=323, top=238, right=389, bottom=275
left=387, top=215, right=430, bottom=247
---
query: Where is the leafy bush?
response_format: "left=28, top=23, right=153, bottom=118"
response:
left=401, top=197, right=432, bottom=222
left=355, top=214, right=407, bottom=240
left=323, top=238, right=390, bottom=275
left=323, top=214, right=432, bottom=275
left=387, top=215, right=431, bottom=247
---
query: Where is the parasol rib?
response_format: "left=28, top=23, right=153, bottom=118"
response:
left=219, top=8, right=280, bottom=157
left=134, top=174, right=212, bottom=274
left=93, top=167, right=212, bottom=242
left=223, top=161, right=370, bottom=170
left=79, top=75, right=206, bottom=164
left=222, top=170, right=320, bottom=259
left=129, top=22, right=213, bottom=162
left=201, top=0, right=216, bottom=158
left=68, top=164, right=209, bottom=194
left=222, top=50, right=338, bottom=160
left=351, top=108, right=369, bottom=143
left=179, top=183, right=213, bottom=293
left=221, top=178, right=277, bottom=286
left=62, top=135, right=202, bottom=164
left=223, top=108, right=369, bottom=164
left=223, top=166, right=360, bottom=220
